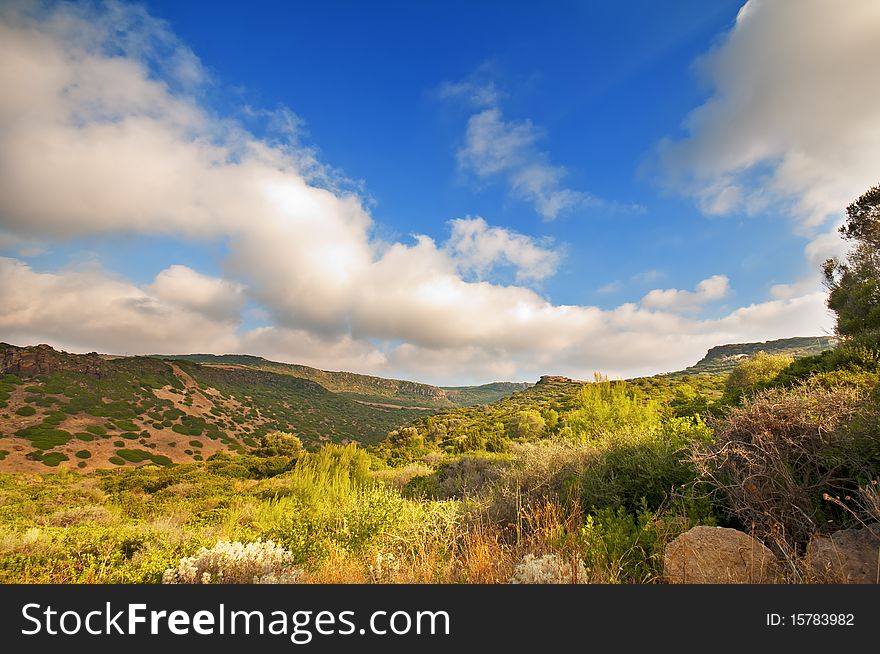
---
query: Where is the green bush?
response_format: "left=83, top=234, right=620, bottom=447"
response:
left=577, top=417, right=712, bottom=513
left=40, top=452, right=69, bottom=467
left=564, top=379, right=661, bottom=441
left=723, top=352, right=794, bottom=403
left=75, top=450, right=92, bottom=459
left=15, top=405, right=36, bottom=417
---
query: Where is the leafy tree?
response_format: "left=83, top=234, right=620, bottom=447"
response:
left=823, top=184, right=880, bottom=336
left=670, top=383, right=711, bottom=417
left=506, top=410, right=546, bottom=439
left=723, top=352, right=793, bottom=404
left=253, top=431, right=303, bottom=457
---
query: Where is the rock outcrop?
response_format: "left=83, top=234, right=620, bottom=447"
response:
left=0, top=343, right=106, bottom=378
left=664, top=526, right=781, bottom=583
left=806, top=523, right=880, bottom=583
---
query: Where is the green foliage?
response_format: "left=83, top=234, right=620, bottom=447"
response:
left=824, top=183, right=880, bottom=336
left=252, top=431, right=303, bottom=457
left=576, top=416, right=712, bottom=513
left=564, top=379, right=661, bottom=441
left=39, top=452, right=69, bottom=467
left=115, top=449, right=173, bottom=467
left=15, top=405, right=37, bottom=417
left=506, top=410, right=546, bottom=439
left=723, top=351, right=793, bottom=404
left=15, top=423, right=72, bottom=450
left=75, top=450, right=92, bottom=459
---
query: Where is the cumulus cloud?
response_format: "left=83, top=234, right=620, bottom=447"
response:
left=0, top=257, right=240, bottom=355
left=0, top=251, right=832, bottom=385
left=655, top=0, right=880, bottom=229
left=147, top=265, right=245, bottom=322
left=0, top=2, right=837, bottom=384
left=641, top=275, right=730, bottom=312
left=445, top=216, right=558, bottom=282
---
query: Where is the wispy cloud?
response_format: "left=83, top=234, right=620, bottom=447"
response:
left=441, top=69, right=629, bottom=221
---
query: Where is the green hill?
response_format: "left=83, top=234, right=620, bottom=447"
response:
left=0, top=344, right=527, bottom=472
left=667, top=336, right=838, bottom=376
left=161, top=353, right=530, bottom=408
left=373, top=337, right=838, bottom=462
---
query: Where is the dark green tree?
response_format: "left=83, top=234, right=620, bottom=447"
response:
left=253, top=430, right=303, bottom=457
left=823, top=184, right=880, bottom=336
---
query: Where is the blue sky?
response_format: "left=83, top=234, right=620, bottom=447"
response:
left=1, top=0, right=877, bottom=384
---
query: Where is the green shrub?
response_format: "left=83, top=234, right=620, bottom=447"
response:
left=506, top=411, right=546, bottom=439
left=15, top=405, right=36, bottom=417
left=40, top=452, right=69, bottom=467
left=75, top=450, right=92, bottom=459
left=577, top=417, right=712, bottom=514
left=564, top=379, right=661, bottom=441
left=723, top=352, right=793, bottom=403
left=15, top=425, right=72, bottom=450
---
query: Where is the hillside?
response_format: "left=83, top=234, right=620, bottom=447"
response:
left=666, top=336, right=838, bottom=376
left=0, top=343, right=528, bottom=473
left=162, top=354, right=531, bottom=408
left=0, top=336, right=834, bottom=473
left=373, top=336, right=837, bottom=461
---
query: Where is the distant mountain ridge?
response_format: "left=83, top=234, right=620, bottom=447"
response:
left=160, top=353, right=531, bottom=408
left=0, top=343, right=533, bottom=473
left=667, top=336, right=838, bottom=376
left=0, top=336, right=837, bottom=473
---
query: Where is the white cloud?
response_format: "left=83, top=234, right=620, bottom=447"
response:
left=445, top=216, right=558, bottom=282
left=147, top=265, right=245, bottom=322
left=597, top=281, right=623, bottom=295
left=0, top=2, right=837, bottom=385
left=656, top=0, right=880, bottom=229
left=0, top=257, right=240, bottom=355
left=456, top=106, right=597, bottom=220
left=641, top=275, right=730, bottom=312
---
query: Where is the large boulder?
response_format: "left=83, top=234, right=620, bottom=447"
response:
left=806, top=523, right=880, bottom=583
left=664, top=526, right=780, bottom=583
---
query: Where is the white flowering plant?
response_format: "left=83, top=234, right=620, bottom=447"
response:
left=162, top=539, right=302, bottom=584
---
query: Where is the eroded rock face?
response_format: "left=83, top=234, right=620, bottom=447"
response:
left=0, top=343, right=105, bottom=378
left=806, top=524, right=880, bottom=583
left=663, top=526, right=781, bottom=584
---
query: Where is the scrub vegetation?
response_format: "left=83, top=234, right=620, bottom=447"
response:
left=1, top=185, right=879, bottom=584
